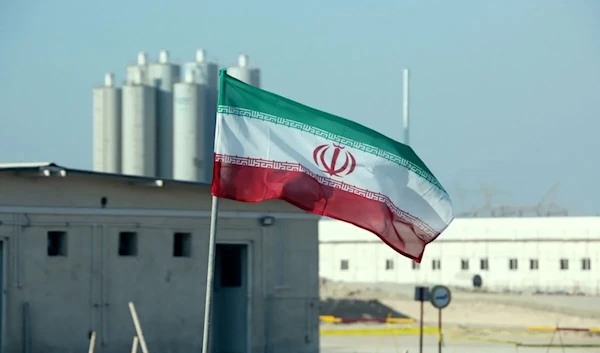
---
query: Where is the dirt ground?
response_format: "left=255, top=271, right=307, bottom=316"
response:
left=319, top=279, right=600, bottom=329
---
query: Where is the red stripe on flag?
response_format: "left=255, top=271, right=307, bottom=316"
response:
left=211, top=161, right=438, bottom=262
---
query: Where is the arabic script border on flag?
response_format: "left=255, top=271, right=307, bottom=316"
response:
left=218, top=105, right=446, bottom=193
left=215, top=153, right=438, bottom=241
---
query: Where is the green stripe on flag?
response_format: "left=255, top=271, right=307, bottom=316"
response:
left=220, top=74, right=447, bottom=193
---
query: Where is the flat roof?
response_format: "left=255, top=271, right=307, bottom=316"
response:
left=0, top=162, right=210, bottom=188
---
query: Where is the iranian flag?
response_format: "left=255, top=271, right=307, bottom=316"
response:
left=212, top=70, right=454, bottom=262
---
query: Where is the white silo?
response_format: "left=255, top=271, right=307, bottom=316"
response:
left=182, top=49, right=219, bottom=89
left=227, top=54, right=261, bottom=87
left=173, top=70, right=209, bottom=183
left=126, top=52, right=149, bottom=84
left=121, top=71, right=157, bottom=177
left=183, top=50, right=219, bottom=118
left=177, top=49, right=219, bottom=182
left=92, top=73, right=122, bottom=173
left=147, top=50, right=181, bottom=179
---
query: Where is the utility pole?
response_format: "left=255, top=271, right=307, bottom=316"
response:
left=402, top=68, right=410, bottom=146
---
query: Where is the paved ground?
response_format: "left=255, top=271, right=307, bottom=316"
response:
left=321, top=335, right=599, bottom=353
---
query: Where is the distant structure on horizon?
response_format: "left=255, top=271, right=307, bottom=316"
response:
left=92, top=50, right=261, bottom=183
left=453, top=182, right=569, bottom=218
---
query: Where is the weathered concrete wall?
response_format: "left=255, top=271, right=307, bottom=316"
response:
left=0, top=173, right=319, bottom=353
left=262, top=219, right=320, bottom=353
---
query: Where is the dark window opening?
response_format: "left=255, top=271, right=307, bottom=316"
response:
left=173, top=232, right=192, bottom=257
left=47, top=231, right=67, bottom=256
left=412, top=262, right=420, bottom=270
left=118, top=232, right=138, bottom=256
left=530, top=259, right=539, bottom=270
left=560, top=258, right=569, bottom=270
left=461, top=259, right=469, bottom=270
left=509, top=258, right=518, bottom=270
left=219, top=245, right=242, bottom=287
left=432, top=259, right=441, bottom=270
left=582, top=258, right=591, bottom=271
left=340, top=260, right=349, bottom=270
left=385, top=259, right=394, bottom=270
left=480, top=258, right=489, bottom=270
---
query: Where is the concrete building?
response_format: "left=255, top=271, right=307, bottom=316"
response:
left=0, top=163, right=319, bottom=353
left=319, top=217, right=600, bottom=295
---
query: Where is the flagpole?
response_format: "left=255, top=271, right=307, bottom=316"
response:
left=402, top=68, right=410, bottom=146
left=201, top=196, right=219, bottom=353
left=201, top=69, right=228, bottom=353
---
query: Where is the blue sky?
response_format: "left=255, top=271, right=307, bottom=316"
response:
left=1, top=0, right=599, bottom=214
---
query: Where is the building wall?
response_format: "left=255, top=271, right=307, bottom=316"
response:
left=319, top=218, right=600, bottom=295
left=0, top=173, right=319, bottom=353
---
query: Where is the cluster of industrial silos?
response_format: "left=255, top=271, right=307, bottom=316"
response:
left=92, top=49, right=260, bottom=183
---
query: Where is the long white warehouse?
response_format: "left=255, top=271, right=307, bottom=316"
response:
left=319, top=217, right=600, bottom=295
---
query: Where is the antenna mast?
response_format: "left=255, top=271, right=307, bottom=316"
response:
left=402, top=69, right=410, bottom=146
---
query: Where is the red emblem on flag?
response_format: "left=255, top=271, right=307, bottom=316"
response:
left=313, top=143, right=357, bottom=177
